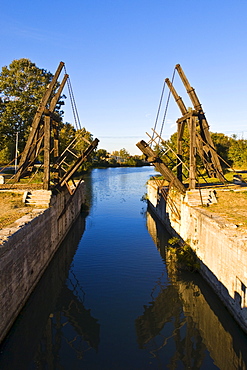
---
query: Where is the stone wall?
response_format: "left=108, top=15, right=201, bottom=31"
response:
left=0, top=183, right=85, bottom=343
left=147, top=181, right=247, bottom=333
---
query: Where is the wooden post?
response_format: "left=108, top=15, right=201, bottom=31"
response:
left=189, top=116, right=197, bottom=189
left=177, top=121, right=185, bottom=182
left=43, top=115, right=51, bottom=190
left=53, top=120, right=59, bottom=184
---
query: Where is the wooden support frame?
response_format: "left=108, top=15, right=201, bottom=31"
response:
left=175, top=64, right=225, bottom=182
left=12, top=62, right=99, bottom=192
left=165, top=67, right=226, bottom=186
left=14, top=62, right=65, bottom=182
left=136, top=65, right=227, bottom=195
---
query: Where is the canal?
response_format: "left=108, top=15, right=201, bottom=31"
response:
left=1, top=166, right=247, bottom=369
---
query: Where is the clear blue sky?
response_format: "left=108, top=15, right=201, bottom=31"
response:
left=1, top=0, right=247, bottom=154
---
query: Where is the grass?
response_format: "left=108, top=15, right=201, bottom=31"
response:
left=0, top=192, right=33, bottom=230
left=199, top=171, right=247, bottom=183
left=149, top=172, right=247, bottom=229
left=206, top=190, right=247, bottom=228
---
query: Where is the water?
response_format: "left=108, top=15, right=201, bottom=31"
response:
left=1, top=166, right=247, bottom=369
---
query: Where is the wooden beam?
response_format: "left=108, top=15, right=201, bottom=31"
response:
left=189, top=116, right=197, bottom=189
left=165, top=78, right=187, bottom=116
left=43, top=115, right=51, bottom=190
left=177, top=121, right=185, bottom=182
left=136, top=140, right=186, bottom=194
left=176, top=110, right=197, bottom=123
left=49, top=74, right=68, bottom=112
left=175, top=64, right=202, bottom=111
left=44, top=108, right=61, bottom=123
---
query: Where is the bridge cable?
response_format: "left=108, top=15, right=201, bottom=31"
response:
left=151, top=80, right=166, bottom=147
left=64, top=65, right=82, bottom=131
left=158, top=67, right=176, bottom=146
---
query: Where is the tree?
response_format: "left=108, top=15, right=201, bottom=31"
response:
left=211, top=132, right=234, bottom=165
left=112, top=148, right=130, bottom=159
left=228, top=139, right=247, bottom=168
left=92, top=149, right=110, bottom=167
left=0, top=58, right=63, bottom=162
left=95, top=149, right=108, bottom=160
left=119, top=148, right=130, bottom=159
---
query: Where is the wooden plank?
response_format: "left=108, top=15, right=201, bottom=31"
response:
left=43, top=108, right=61, bottom=123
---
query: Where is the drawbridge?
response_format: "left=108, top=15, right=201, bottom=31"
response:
left=1, top=61, right=99, bottom=195
left=136, top=64, right=228, bottom=194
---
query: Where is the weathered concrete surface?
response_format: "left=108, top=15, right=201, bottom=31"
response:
left=147, top=181, right=247, bottom=333
left=0, top=182, right=85, bottom=344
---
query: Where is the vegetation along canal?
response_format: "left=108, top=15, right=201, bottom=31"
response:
left=1, top=166, right=247, bottom=369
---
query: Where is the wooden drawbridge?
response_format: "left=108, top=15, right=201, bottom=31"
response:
left=6, top=62, right=99, bottom=195
left=137, top=64, right=227, bottom=194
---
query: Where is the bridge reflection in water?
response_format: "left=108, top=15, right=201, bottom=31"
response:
left=0, top=214, right=100, bottom=369
left=139, top=210, right=247, bottom=369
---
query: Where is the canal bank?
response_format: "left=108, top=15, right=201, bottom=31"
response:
left=147, top=180, right=247, bottom=333
left=1, top=167, right=247, bottom=369
left=0, top=182, right=86, bottom=344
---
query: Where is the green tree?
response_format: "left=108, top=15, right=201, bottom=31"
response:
left=119, top=148, right=130, bottom=159
left=228, top=139, right=247, bottom=168
left=92, top=149, right=110, bottom=167
left=112, top=150, right=120, bottom=157
left=0, top=58, right=63, bottom=162
left=95, top=149, right=109, bottom=161
left=112, top=148, right=130, bottom=160
left=124, top=155, right=146, bottom=167
left=211, top=132, right=234, bottom=165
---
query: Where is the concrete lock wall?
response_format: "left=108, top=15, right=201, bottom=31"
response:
left=147, top=181, right=247, bottom=333
left=0, top=183, right=85, bottom=344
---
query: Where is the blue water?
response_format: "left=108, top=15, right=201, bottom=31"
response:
left=1, top=166, right=247, bottom=369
